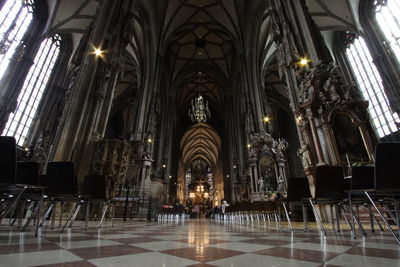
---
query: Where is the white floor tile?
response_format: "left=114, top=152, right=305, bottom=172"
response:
left=209, top=242, right=274, bottom=252
left=0, top=249, right=82, bottom=267
left=283, top=242, right=352, bottom=253
left=208, top=253, right=320, bottom=267
left=56, top=239, right=122, bottom=249
left=132, top=241, right=194, bottom=251
left=89, top=251, right=198, bottom=267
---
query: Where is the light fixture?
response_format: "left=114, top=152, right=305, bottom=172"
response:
left=162, top=164, right=166, bottom=168
left=93, top=47, right=103, bottom=57
left=233, top=165, right=237, bottom=169
left=24, top=147, right=29, bottom=152
left=263, top=116, right=270, bottom=123
left=169, top=175, right=172, bottom=179
left=147, top=138, right=152, bottom=143
left=296, top=115, right=303, bottom=124
left=226, top=174, right=230, bottom=178
left=188, top=67, right=211, bottom=124
left=247, top=144, right=251, bottom=148
left=190, top=192, right=195, bottom=198
left=299, top=57, right=310, bottom=66
left=204, top=192, right=209, bottom=198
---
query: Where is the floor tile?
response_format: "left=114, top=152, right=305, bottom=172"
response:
left=0, top=249, right=82, bottom=267
left=56, top=239, right=122, bottom=249
left=0, top=219, right=397, bottom=266
left=209, top=241, right=274, bottom=252
left=132, top=241, right=195, bottom=251
left=283, top=242, right=352, bottom=253
left=345, top=246, right=400, bottom=259
left=68, top=244, right=151, bottom=259
left=357, top=240, right=400, bottom=250
left=88, top=251, right=198, bottom=267
left=303, top=238, right=361, bottom=247
left=162, top=246, right=244, bottom=262
left=212, top=235, right=252, bottom=242
left=45, top=236, right=99, bottom=242
left=185, top=264, right=218, bottom=267
left=150, top=235, right=188, bottom=240
left=175, top=238, right=228, bottom=245
left=326, top=253, right=400, bottom=267
left=256, top=247, right=340, bottom=263
left=94, top=233, right=141, bottom=239
left=240, top=238, right=290, bottom=246
left=0, top=243, right=61, bottom=254
left=208, top=253, right=320, bottom=267
left=111, top=236, right=163, bottom=244
left=0, top=237, right=49, bottom=246
left=33, top=260, right=97, bottom=267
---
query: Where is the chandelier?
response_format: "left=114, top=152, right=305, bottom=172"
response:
left=188, top=93, right=211, bottom=123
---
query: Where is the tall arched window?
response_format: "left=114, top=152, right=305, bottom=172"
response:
left=374, top=0, right=400, bottom=63
left=2, top=35, right=61, bottom=146
left=0, top=0, right=34, bottom=80
left=346, top=35, right=399, bottom=138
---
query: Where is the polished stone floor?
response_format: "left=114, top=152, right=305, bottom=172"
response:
left=0, top=219, right=399, bottom=267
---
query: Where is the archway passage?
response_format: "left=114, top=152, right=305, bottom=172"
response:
left=177, top=123, right=223, bottom=207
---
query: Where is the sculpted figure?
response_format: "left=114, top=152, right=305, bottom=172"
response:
left=297, top=143, right=312, bottom=168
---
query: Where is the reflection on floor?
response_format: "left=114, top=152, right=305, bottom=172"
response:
left=0, top=219, right=399, bottom=267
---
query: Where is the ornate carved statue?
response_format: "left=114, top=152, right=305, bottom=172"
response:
left=277, top=176, right=285, bottom=193
left=297, top=72, right=313, bottom=104
left=258, top=177, right=264, bottom=192
left=297, top=143, right=312, bottom=168
left=323, top=77, right=340, bottom=102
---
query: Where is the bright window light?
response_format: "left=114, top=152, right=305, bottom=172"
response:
left=2, top=35, right=61, bottom=146
left=346, top=36, right=399, bottom=138
left=0, top=0, right=33, bottom=80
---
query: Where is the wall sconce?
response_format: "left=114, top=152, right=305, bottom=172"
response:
left=162, top=164, right=166, bottom=168
left=233, top=165, right=237, bottom=169
left=298, top=57, right=310, bottom=67
left=190, top=192, right=195, bottom=198
left=92, top=46, right=104, bottom=57
left=204, top=192, right=209, bottom=198
left=169, top=175, right=172, bottom=179
left=247, top=144, right=251, bottom=148
left=296, top=115, right=303, bottom=124
left=263, top=116, right=270, bottom=123
left=147, top=137, right=152, bottom=144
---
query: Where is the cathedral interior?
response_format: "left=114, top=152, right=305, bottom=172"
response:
left=1, top=0, right=400, bottom=266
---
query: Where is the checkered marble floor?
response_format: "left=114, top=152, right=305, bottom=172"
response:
left=0, top=219, right=399, bottom=267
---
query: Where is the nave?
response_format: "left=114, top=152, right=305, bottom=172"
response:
left=0, top=219, right=398, bottom=267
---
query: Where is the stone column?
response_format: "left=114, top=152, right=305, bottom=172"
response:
left=53, top=0, right=116, bottom=161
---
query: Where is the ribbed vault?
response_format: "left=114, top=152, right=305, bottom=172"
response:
left=180, top=123, right=221, bottom=169
left=162, top=0, right=240, bottom=118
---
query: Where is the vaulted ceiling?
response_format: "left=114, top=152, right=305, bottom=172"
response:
left=44, top=0, right=362, bottom=104
left=305, top=0, right=360, bottom=32
left=161, top=0, right=241, bottom=114
left=180, top=123, right=221, bottom=169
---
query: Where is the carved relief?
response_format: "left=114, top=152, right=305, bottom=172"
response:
left=92, top=139, right=131, bottom=199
